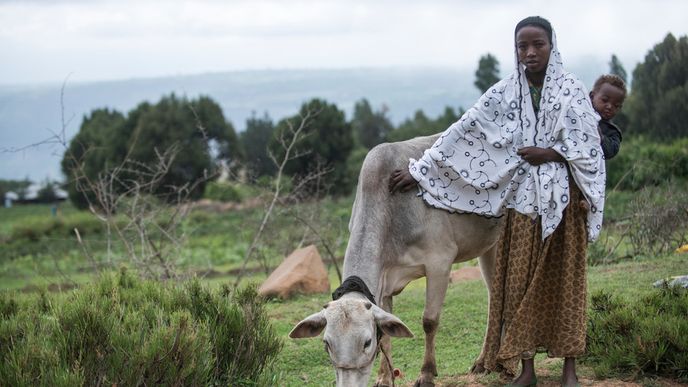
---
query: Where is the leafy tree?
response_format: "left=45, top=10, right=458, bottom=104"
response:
left=61, top=108, right=126, bottom=208
left=0, top=178, right=31, bottom=201
left=609, top=54, right=628, bottom=84
left=625, top=33, right=688, bottom=140
left=271, top=98, right=353, bottom=195
left=36, top=178, right=59, bottom=202
left=474, top=53, right=501, bottom=93
left=386, top=106, right=464, bottom=142
left=62, top=95, right=241, bottom=208
left=240, top=112, right=276, bottom=179
left=190, top=96, right=242, bottom=164
left=351, top=99, right=393, bottom=149
left=607, top=54, right=630, bottom=128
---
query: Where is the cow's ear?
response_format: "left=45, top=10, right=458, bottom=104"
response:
left=372, top=305, right=413, bottom=338
left=289, top=310, right=327, bottom=338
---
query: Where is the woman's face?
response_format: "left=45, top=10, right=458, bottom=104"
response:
left=516, top=25, right=551, bottom=74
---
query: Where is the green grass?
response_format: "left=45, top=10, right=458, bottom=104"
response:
left=267, top=253, right=688, bottom=386
left=2, top=193, right=687, bottom=385
left=0, top=202, right=80, bottom=237
left=0, top=197, right=353, bottom=291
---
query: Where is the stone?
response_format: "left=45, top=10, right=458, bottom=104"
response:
left=259, top=245, right=330, bottom=299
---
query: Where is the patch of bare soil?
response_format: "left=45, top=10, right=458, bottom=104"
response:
left=450, top=266, right=483, bottom=283
left=184, top=197, right=265, bottom=213
left=429, top=365, right=685, bottom=387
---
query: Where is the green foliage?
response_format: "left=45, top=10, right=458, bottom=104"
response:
left=351, top=99, right=393, bottom=149
left=342, top=146, right=369, bottom=193
left=61, top=95, right=241, bottom=209
left=203, top=181, right=243, bottom=203
left=0, top=271, right=282, bottom=386
left=271, top=98, right=354, bottom=196
left=0, top=293, right=18, bottom=319
left=36, top=179, right=61, bottom=203
left=60, top=108, right=126, bottom=209
left=0, top=178, right=31, bottom=201
left=585, top=288, right=688, bottom=381
left=606, top=136, right=688, bottom=190
left=474, top=53, right=501, bottom=93
left=3, top=211, right=106, bottom=261
left=386, top=106, right=464, bottom=143
left=627, top=184, right=688, bottom=256
left=241, top=112, right=277, bottom=179
left=609, top=54, right=628, bottom=84
left=625, top=33, right=688, bottom=140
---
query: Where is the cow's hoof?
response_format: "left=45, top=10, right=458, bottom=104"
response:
left=373, top=383, right=390, bottom=387
left=413, top=380, right=435, bottom=387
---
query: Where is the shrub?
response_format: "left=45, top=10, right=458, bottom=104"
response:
left=0, top=270, right=282, bottom=386
left=627, top=184, right=688, bottom=256
left=585, top=287, right=688, bottom=381
left=203, top=181, right=244, bottom=203
left=606, top=137, right=688, bottom=191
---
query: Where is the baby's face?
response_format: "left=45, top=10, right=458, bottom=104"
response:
left=591, top=83, right=625, bottom=120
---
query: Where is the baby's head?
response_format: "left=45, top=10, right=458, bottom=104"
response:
left=590, top=74, right=627, bottom=121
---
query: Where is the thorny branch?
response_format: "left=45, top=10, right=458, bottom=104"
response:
left=233, top=108, right=321, bottom=287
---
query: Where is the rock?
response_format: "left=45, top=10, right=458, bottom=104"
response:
left=653, top=275, right=688, bottom=289
left=449, top=266, right=483, bottom=283
left=259, top=245, right=330, bottom=299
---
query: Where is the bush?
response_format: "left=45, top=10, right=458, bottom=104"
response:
left=606, top=137, right=688, bottom=191
left=627, top=184, right=688, bottom=256
left=585, top=287, right=688, bottom=381
left=0, top=270, right=282, bottom=386
left=203, top=181, right=244, bottom=203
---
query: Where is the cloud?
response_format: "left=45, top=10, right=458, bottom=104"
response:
left=0, top=0, right=687, bottom=84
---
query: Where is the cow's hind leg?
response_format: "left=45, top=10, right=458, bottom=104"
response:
left=415, top=266, right=451, bottom=387
left=374, top=295, right=395, bottom=387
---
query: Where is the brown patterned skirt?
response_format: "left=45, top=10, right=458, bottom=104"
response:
left=474, top=182, right=588, bottom=377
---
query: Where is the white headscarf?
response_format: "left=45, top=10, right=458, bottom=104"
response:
left=409, top=30, right=606, bottom=241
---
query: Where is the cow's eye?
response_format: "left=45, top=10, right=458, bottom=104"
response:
left=364, top=338, right=372, bottom=349
left=323, top=339, right=331, bottom=352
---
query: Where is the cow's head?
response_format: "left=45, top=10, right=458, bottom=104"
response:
left=289, top=298, right=413, bottom=387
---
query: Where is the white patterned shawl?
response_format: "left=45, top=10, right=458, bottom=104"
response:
left=409, top=32, right=606, bottom=241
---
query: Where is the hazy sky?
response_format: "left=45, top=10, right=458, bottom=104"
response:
left=1, top=0, right=688, bottom=85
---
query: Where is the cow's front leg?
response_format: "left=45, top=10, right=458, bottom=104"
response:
left=374, top=295, right=394, bottom=387
left=415, top=269, right=451, bottom=387
left=472, top=247, right=498, bottom=374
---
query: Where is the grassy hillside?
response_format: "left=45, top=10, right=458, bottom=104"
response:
left=1, top=191, right=686, bottom=386
left=268, top=254, right=687, bottom=386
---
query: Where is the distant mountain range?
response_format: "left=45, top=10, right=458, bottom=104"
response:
left=0, top=64, right=604, bottom=181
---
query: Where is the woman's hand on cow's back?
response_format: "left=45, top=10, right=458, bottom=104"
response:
left=389, top=169, right=417, bottom=194
left=517, top=146, right=565, bottom=166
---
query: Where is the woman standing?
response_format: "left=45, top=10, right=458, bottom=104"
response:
left=389, top=16, right=604, bottom=387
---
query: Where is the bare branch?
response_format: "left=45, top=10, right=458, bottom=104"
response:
left=233, top=108, right=317, bottom=287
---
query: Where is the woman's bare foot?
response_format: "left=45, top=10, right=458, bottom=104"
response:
left=562, top=357, right=579, bottom=387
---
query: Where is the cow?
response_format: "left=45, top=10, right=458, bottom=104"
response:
left=289, top=134, right=502, bottom=387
